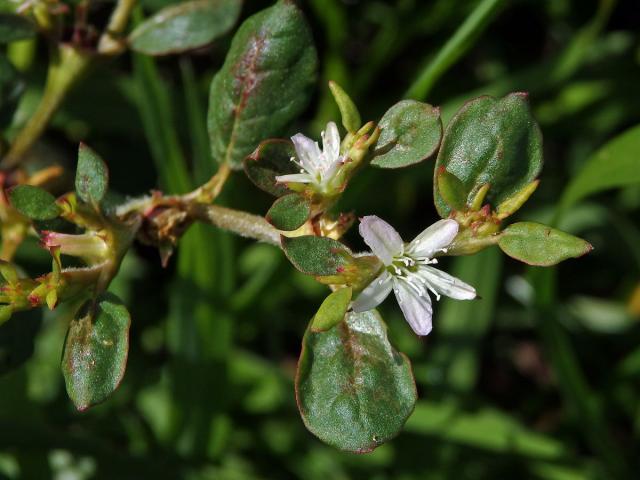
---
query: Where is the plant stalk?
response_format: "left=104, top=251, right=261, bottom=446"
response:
left=193, top=204, right=280, bottom=246
left=98, top=0, right=138, bottom=55
left=2, top=46, right=91, bottom=168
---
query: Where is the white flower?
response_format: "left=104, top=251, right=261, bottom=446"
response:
left=352, top=216, right=476, bottom=336
left=275, top=122, right=344, bottom=193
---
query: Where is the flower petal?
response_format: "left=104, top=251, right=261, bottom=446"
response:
left=421, top=265, right=476, bottom=300
left=359, top=216, right=404, bottom=265
left=291, top=133, right=321, bottom=173
left=322, top=121, right=341, bottom=161
left=275, top=173, right=313, bottom=184
left=408, top=219, right=459, bottom=258
left=393, top=279, right=433, bottom=336
left=351, top=270, right=393, bottom=312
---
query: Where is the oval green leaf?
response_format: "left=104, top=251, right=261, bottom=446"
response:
left=9, top=185, right=60, bottom=220
left=76, top=143, right=109, bottom=204
left=207, top=0, right=318, bottom=169
left=296, top=309, right=417, bottom=452
left=371, top=100, right=442, bottom=169
left=328, top=80, right=361, bottom=133
left=281, top=235, right=352, bottom=277
left=436, top=167, right=467, bottom=211
left=61, top=294, right=131, bottom=411
left=498, top=222, right=593, bottom=266
left=0, top=13, right=35, bottom=43
left=266, top=193, right=311, bottom=231
left=243, top=139, right=298, bottom=196
left=129, top=0, right=241, bottom=55
left=310, top=287, right=352, bottom=333
left=434, top=92, right=543, bottom=217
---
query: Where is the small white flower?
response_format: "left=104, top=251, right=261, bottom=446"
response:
left=276, top=122, right=344, bottom=193
left=352, top=216, right=476, bottom=336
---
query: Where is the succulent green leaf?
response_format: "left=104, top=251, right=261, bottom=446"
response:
left=0, top=260, right=18, bottom=285
left=371, top=100, right=442, bottom=169
left=208, top=0, right=318, bottom=169
left=243, top=139, right=298, bottom=196
left=76, top=143, right=109, bottom=204
left=62, top=294, right=131, bottom=411
left=436, top=167, right=467, bottom=210
left=498, top=222, right=593, bottom=266
left=281, top=235, right=352, bottom=277
left=434, top=92, right=543, bottom=217
left=296, top=309, right=417, bottom=452
left=266, top=193, right=311, bottom=231
left=560, top=124, right=640, bottom=211
left=310, top=287, right=352, bottom=333
left=496, top=179, right=539, bottom=219
left=9, top=185, right=60, bottom=220
left=129, top=0, right=241, bottom=55
left=0, top=13, right=35, bottom=43
left=328, top=80, right=361, bottom=133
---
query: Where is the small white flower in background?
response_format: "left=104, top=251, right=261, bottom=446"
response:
left=352, top=216, right=476, bottom=336
left=276, top=122, right=344, bottom=193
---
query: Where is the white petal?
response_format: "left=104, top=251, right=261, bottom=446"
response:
left=393, top=279, right=433, bottom=336
left=275, top=173, right=313, bottom=184
left=359, top=216, right=404, bottom=265
left=408, top=219, right=459, bottom=258
left=322, top=121, right=341, bottom=161
left=420, top=266, right=476, bottom=300
left=291, top=133, right=321, bottom=172
left=351, top=270, right=393, bottom=312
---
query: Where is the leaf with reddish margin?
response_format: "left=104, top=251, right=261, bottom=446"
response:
left=244, top=139, right=298, bottom=196
left=296, top=309, right=417, bottom=453
left=498, top=222, right=593, bottom=266
left=434, top=93, right=543, bottom=217
left=208, top=0, right=318, bottom=169
left=61, top=294, right=131, bottom=411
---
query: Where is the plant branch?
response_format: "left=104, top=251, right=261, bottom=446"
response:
left=192, top=204, right=280, bottom=246
left=2, top=46, right=91, bottom=168
left=98, top=0, right=138, bottom=55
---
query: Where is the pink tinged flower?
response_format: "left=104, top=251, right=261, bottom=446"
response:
left=352, top=216, right=476, bottom=336
left=275, top=122, right=344, bottom=193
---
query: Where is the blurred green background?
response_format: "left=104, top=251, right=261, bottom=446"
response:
left=2, top=0, right=640, bottom=478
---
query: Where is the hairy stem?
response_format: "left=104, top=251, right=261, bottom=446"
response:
left=192, top=204, right=280, bottom=246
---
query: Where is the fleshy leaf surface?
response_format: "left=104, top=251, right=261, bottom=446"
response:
left=372, top=100, right=442, bottom=169
left=434, top=93, right=543, bottom=217
left=266, top=193, right=310, bottom=231
left=328, top=80, right=361, bottom=133
left=243, top=139, right=298, bottom=196
left=9, top=185, right=60, bottom=220
left=129, top=0, right=241, bottom=55
left=76, top=143, right=109, bottom=204
left=281, top=235, right=351, bottom=277
left=498, top=222, right=592, bottom=266
left=310, top=287, right=352, bottom=332
left=61, top=295, right=131, bottom=411
left=208, top=0, right=317, bottom=169
left=296, top=309, right=417, bottom=452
